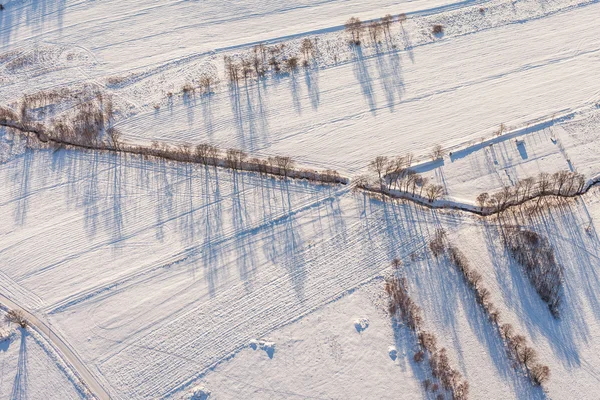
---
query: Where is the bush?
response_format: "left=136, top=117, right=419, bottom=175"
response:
left=414, top=350, right=425, bottom=362
left=433, top=25, right=444, bottom=34
left=5, top=310, right=27, bottom=328
left=504, top=228, right=563, bottom=317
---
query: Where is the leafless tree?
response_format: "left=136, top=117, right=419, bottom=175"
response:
left=226, top=148, right=247, bottom=170
left=199, top=73, right=218, bottom=94
left=196, top=143, right=218, bottom=165
left=368, top=21, right=383, bottom=44
left=285, top=56, right=299, bottom=72
left=398, top=13, right=407, bottom=26
left=301, top=39, right=314, bottom=63
left=107, top=127, right=121, bottom=150
left=273, top=155, right=295, bottom=178
left=531, top=364, right=550, bottom=385
left=224, top=56, right=240, bottom=84
left=431, top=144, right=444, bottom=160
left=426, top=184, right=444, bottom=202
left=499, top=323, right=514, bottom=340
left=476, top=192, right=489, bottom=211
left=345, top=17, right=364, bottom=44
left=5, top=310, right=27, bottom=328
left=520, top=347, right=538, bottom=368
left=381, top=14, right=394, bottom=36
left=369, top=156, right=389, bottom=190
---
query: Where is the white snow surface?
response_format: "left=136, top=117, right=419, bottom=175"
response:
left=1, top=0, right=600, bottom=399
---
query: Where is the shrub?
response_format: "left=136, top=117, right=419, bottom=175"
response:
left=429, top=229, right=446, bottom=257
left=531, top=364, right=550, bottom=385
left=414, top=350, right=425, bottom=362
left=5, top=310, right=27, bottom=328
left=433, top=25, right=444, bottom=34
left=504, top=228, right=563, bottom=317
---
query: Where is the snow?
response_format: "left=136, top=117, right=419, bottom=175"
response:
left=1, top=0, right=600, bottom=398
left=0, top=314, right=87, bottom=399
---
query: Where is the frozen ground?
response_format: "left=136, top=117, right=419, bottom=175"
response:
left=0, top=312, right=87, bottom=399
left=1, top=136, right=600, bottom=398
left=1, top=0, right=600, bottom=398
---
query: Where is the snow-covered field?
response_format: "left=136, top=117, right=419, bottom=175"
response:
left=1, top=0, right=600, bottom=398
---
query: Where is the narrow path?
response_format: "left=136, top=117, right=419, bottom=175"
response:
left=0, top=294, right=111, bottom=400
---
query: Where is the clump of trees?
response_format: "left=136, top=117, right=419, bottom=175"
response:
left=223, top=39, right=316, bottom=87
left=504, top=227, right=563, bottom=318
left=476, top=171, right=586, bottom=215
left=386, top=272, right=470, bottom=399
left=358, top=155, right=444, bottom=203
left=345, top=17, right=364, bottom=45
left=5, top=310, right=27, bottom=328
left=430, top=233, right=551, bottom=386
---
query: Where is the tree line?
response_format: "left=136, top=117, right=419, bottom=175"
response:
left=431, top=230, right=550, bottom=386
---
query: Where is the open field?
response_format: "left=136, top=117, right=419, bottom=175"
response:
left=1, top=0, right=600, bottom=399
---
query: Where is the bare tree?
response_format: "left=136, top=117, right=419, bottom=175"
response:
left=274, top=155, right=295, bottom=178
left=224, top=56, right=240, bottom=84
left=107, top=127, right=121, bottom=150
left=369, top=156, right=389, bottom=190
left=531, top=364, right=550, bottom=385
left=196, top=143, right=218, bottom=165
left=426, top=184, right=444, bottom=202
left=431, top=144, right=444, bottom=160
left=398, top=13, right=407, bottom=26
left=199, top=73, right=218, bottom=94
left=476, top=192, right=489, bottom=211
left=537, top=172, right=552, bottom=198
left=345, top=17, right=364, bottom=44
left=520, top=347, right=538, bottom=369
left=499, top=323, right=514, bottom=340
left=301, top=39, right=314, bottom=63
left=519, top=177, right=536, bottom=201
left=285, top=56, right=299, bottom=72
left=381, top=14, right=394, bottom=36
left=368, top=21, right=383, bottom=44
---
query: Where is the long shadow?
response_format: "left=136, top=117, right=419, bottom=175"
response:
left=446, top=241, right=548, bottom=399
left=200, top=93, right=215, bottom=137
left=183, top=91, right=196, bottom=128
left=228, top=82, right=270, bottom=152
left=399, top=24, right=415, bottom=64
left=352, top=46, right=376, bottom=114
left=11, top=146, right=34, bottom=226
left=0, top=0, right=67, bottom=46
left=230, top=170, right=258, bottom=287
left=374, top=49, right=405, bottom=112
left=391, top=321, right=439, bottom=400
left=303, top=67, right=320, bottom=111
left=482, top=217, right=583, bottom=369
left=201, top=165, right=224, bottom=297
left=10, top=329, right=28, bottom=400
left=289, top=71, right=302, bottom=115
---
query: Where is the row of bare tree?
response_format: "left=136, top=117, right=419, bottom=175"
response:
left=386, top=271, right=470, bottom=400
left=431, top=230, right=550, bottom=386
left=476, top=171, right=586, bottom=214
left=2, top=103, right=345, bottom=185
left=224, top=38, right=317, bottom=85
left=345, top=14, right=407, bottom=45
left=356, top=155, right=445, bottom=202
